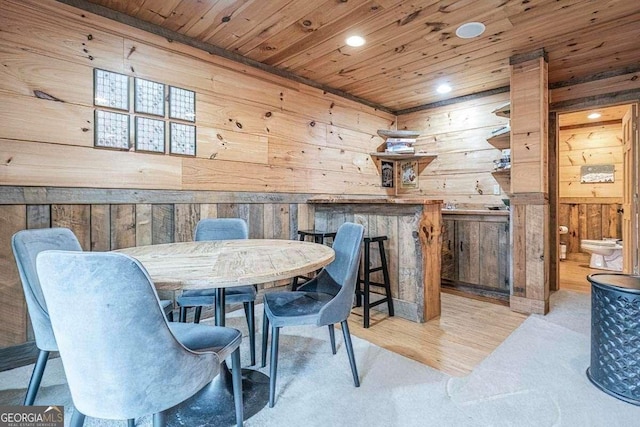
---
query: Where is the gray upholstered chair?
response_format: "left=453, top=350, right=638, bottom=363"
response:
left=11, top=227, right=176, bottom=407
left=177, top=218, right=257, bottom=365
left=36, top=250, right=244, bottom=427
left=11, top=228, right=83, bottom=406
left=260, top=222, right=364, bottom=407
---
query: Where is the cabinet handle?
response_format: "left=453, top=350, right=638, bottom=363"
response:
left=460, top=241, right=463, bottom=252
left=448, top=239, right=451, bottom=250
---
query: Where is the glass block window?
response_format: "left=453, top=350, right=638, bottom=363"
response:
left=170, top=122, right=196, bottom=156
left=135, top=117, right=165, bottom=153
left=95, top=110, right=130, bottom=150
left=134, top=78, right=165, bottom=117
left=169, top=86, right=196, bottom=122
left=94, top=69, right=129, bottom=111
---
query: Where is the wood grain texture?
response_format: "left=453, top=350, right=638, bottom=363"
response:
left=110, top=204, right=136, bottom=249
left=90, top=204, right=111, bottom=251
left=116, top=239, right=335, bottom=290
left=0, top=206, right=27, bottom=346
left=349, top=291, right=527, bottom=377
left=51, top=204, right=90, bottom=250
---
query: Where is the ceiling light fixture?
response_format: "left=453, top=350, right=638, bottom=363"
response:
left=345, top=35, right=366, bottom=47
left=455, top=22, right=486, bottom=39
left=587, top=112, right=602, bottom=120
left=436, top=84, right=452, bottom=94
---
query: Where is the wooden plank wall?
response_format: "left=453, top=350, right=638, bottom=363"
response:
left=0, top=0, right=395, bottom=195
left=558, top=123, right=623, bottom=199
left=396, top=93, right=511, bottom=208
left=557, top=203, right=623, bottom=257
left=0, top=188, right=315, bottom=347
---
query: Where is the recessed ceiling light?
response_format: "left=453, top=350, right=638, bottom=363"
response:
left=436, top=84, right=452, bottom=94
left=455, top=22, right=486, bottom=39
left=588, top=112, right=602, bottom=119
left=345, top=35, right=365, bottom=47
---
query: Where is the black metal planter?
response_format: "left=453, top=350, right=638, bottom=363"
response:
left=587, top=273, right=640, bottom=405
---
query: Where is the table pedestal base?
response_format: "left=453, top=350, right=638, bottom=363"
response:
left=166, top=368, right=269, bottom=426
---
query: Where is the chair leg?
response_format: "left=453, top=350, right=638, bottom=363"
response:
left=231, top=347, right=244, bottom=426
left=128, top=419, right=135, bottom=427
left=244, top=302, right=256, bottom=366
left=363, top=240, right=371, bottom=328
left=194, top=306, right=203, bottom=323
left=166, top=311, right=174, bottom=322
left=261, top=310, right=269, bottom=368
left=69, top=408, right=85, bottom=427
left=269, top=326, right=280, bottom=408
left=24, top=350, right=49, bottom=405
left=328, top=324, right=336, bottom=355
left=152, top=412, right=166, bottom=427
left=341, top=320, right=360, bottom=387
left=378, top=239, right=394, bottom=317
left=179, top=306, right=188, bottom=323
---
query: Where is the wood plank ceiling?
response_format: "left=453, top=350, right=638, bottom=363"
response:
left=76, top=0, right=640, bottom=113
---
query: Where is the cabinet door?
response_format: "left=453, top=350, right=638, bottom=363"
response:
left=441, top=219, right=457, bottom=281
left=457, top=220, right=480, bottom=284
left=479, top=221, right=510, bottom=291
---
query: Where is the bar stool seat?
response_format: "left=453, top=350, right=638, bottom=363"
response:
left=291, top=229, right=336, bottom=291
left=354, top=235, right=394, bottom=328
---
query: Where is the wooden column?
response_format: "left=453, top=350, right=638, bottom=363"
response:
left=509, top=49, right=550, bottom=315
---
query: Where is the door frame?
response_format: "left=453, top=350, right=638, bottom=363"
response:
left=550, top=100, right=639, bottom=289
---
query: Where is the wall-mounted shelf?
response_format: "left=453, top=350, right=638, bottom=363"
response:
left=491, top=169, right=511, bottom=195
left=492, top=102, right=511, bottom=119
left=369, top=152, right=437, bottom=196
left=370, top=152, right=437, bottom=162
left=487, top=132, right=510, bottom=150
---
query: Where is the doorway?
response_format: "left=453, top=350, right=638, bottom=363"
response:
left=555, top=103, right=639, bottom=293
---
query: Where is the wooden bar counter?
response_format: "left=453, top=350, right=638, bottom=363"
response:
left=308, top=197, right=443, bottom=322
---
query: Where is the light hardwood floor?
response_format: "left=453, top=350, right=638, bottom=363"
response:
left=347, top=258, right=596, bottom=377
left=347, top=292, right=527, bottom=377
left=558, top=256, right=597, bottom=294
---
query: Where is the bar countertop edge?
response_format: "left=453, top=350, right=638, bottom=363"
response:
left=308, top=196, right=443, bottom=205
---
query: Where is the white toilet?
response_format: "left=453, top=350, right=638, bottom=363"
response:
left=580, top=239, right=623, bottom=271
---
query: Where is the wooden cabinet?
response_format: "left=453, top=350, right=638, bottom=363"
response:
left=441, top=212, right=510, bottom=298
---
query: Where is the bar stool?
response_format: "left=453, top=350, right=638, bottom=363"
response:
left=291, top=229, right=336, bottom=291
left=354, top=235, right=394, bottom=328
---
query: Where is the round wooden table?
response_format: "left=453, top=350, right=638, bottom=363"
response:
left=117, top=239, right=335, bottom=425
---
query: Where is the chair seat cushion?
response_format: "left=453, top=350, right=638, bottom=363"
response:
left=263, top=291, right=334, bottom=328
left=168, top=323, right=242, bottom=361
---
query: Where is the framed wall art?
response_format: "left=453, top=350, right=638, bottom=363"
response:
left=580, top=164, right=615, bottom=183
left=94, top=69, right=129, bottom=111
left=400, top=160, right=419, bottom=188
left=170, top=122, right=196, bottom=156
left=135, top=117, right=165, bottom=153
left=169, top=86, right=196, bottom=122
left=381, top=161, right=394, bottom=188
left=94, top=110, right=130, bottom=150
left=134, top=78, right=165, bottom=117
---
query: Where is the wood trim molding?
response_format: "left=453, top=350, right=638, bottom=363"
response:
left=0, top=186, right=316, bottom=205
left=550, top=89, right=640, bottom=112
left=558, top=197, right=623, bottom=204
left=549, top=65, right=640, bottom=90
left=395, top=86, right=510, bottom=116
left=509, top=48, right=548, bottom=65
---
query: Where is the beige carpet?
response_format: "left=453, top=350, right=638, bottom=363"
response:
left=2, top=291, right=639, bottom=426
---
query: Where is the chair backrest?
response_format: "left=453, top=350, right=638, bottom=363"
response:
left=195, top=218, right=248, bottom=241
left=36, top=251, right=218, bottom=420
left=318, top=222, right=364, bottom=325
left=11, top=228, right=83, bottom=351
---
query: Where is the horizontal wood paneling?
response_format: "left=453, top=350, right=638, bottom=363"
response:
left=396, top=93, right=511, bottom=207
left=558, top=122, right=623, bottom=199
left=0, top=0, right=394, bottom=196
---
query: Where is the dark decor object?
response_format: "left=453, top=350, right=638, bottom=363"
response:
left=587, top=273, right=640, bottom=405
